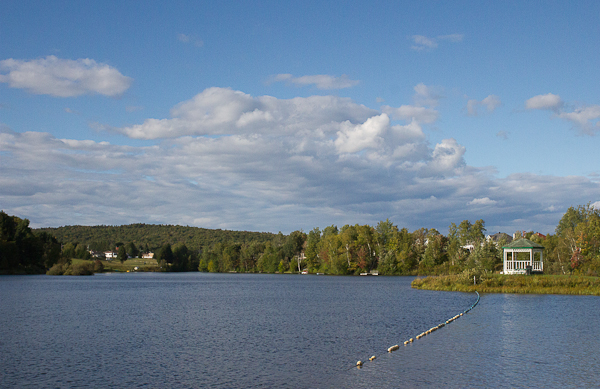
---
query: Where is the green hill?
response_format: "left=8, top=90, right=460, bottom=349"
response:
left=36, top=224, right=275, bottom=252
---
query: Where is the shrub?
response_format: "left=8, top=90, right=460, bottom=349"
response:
left=46, top=263, right=66, bottom=275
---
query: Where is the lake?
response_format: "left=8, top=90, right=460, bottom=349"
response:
left=1, top=273, right=599, bottom=388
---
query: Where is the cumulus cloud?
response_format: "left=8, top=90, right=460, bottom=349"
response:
left=413, top=83, right=443, bottom=107
left=525, top=93, right=563, bottom=111
left=468, top=197, right=497, bottom=206
left=411, top=34, right=464, bottom=51
left=2, top=127, right=599, bottom=234
left=525, top=93, right=600, bottom=135
left=271, top=73, right=359, bottom=90
left=382, top=105, right=438, bottom=124
left=118, top=87, right=377, bottom=139
left=3, top=87, right=599, bottom=235
left=466, top=95, right=501, bottom=116
left=557, top=106, right=600, bottom=135
left=381, top=83, right=441, bottom=124
left=335, top=114, right=389, bottom=154
left=426, top=138, right=466, bottom=176
left=0, top=56, right=132, bottom=97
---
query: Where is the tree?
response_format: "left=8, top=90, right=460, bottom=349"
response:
left=0, top=212, right=57, bottom=274
left=283, top=230, right=306, bottom=272
left=36, top=231, right=61, bottom=269
left=172, top=242, right=190, bottom=271
left=126, top=242, right=139, bottom=258
left=421, top=229, right=448, bottom=270
left=62, top=242, right=76, bottom=260
left=305, top=228, right=321, bottom=272
left=117, top=246, right=127, bottom=263
left=157, top=243, right=175, bottom=264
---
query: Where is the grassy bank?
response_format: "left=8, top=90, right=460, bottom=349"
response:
left=66, top=258, right=160, bottom=273
left=411, top=272, right=600, bottom=295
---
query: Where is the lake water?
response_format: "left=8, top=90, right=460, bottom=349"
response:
left=1, top=273, right=599, bottom=388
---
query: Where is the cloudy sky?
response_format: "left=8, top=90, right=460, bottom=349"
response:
left=1, top=1, right=599, bottom=234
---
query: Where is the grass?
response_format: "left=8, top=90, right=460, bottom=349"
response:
left=71, top=258, right=160, bottom=272
left=411, top=272, right=600, bottom=295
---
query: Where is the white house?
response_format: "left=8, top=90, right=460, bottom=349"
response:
left=104, top=251, right=117, bottom=260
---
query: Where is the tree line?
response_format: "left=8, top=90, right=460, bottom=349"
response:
left=2, top=203, right=600, bottom=276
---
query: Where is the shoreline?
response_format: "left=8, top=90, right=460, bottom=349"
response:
left=411, top=273, right=600, bottom=295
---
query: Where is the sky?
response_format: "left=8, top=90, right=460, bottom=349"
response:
left=1, top=1, right=600, bottom=235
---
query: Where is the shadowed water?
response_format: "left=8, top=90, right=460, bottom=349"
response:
left=1, top=273, right=598, bottom=388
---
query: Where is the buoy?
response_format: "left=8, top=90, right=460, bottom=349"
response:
left=357, top=361, right=363, bottom=366
left=404, top=341, right=408, bottom=345
left=369, top=355, right=376, bottom=361
left=409, top=338, right=414, bottom=342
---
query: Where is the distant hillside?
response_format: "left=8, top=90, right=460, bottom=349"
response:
left=36, top=224, right=276, bottom=252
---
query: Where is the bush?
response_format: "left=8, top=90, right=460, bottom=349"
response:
left=46, top=263, right=66, bottom=275
left=63, top=263, right=94, bottom=276
left=93, top=260, right=104, bottom=272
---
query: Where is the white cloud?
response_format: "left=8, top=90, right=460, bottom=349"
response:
left=382, top=105, right=438, bottom=124
left=468, top=197, right=497, bottom=206
left=467, top=95, right=501, bottom=116
left=381, top=83, right=441, bottom=124
left=335, top=114, right=388, bottom=154
left=557, top=106, right=600, bottom=135
left=0, top=56, right=132, bottom=97
left=411, top=35, right=437, bottom=50
left=3, top=87, right=600, bottom=235
left=525, top=93, right=563, bottom=111
left=525, top=93, right=600, bottom=135
left=2, top=127, right=599, bottom=235
left=413, top=83, right=443, bottom=107
left=119, top=87, right=378, bottom=139
left=426, top=138, right=466, bottom=176
left=271, top=73, right=359, bottom=90
left=411, top=34, right=464, bottom=51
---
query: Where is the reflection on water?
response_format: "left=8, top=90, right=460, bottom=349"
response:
left=1, top=273, right=598, bottom=388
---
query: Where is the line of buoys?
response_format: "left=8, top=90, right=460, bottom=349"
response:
left=355, top=291, right=480, bottom=369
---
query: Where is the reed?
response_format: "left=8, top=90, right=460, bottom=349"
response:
left=411, top=272, right=600, bottom=295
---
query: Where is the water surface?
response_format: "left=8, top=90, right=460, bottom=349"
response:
left=1, top=273, right=598, bottom=388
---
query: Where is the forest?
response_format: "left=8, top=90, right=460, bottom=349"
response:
left=1, top=203, right=600, bottom=276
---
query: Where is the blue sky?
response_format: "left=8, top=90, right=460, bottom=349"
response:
left=1, top=0, right=599, bottom=234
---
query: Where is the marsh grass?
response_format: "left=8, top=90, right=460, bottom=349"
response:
left=71, top=258, right=160, bottom=272
left=411, top=272, right=600, bottom=295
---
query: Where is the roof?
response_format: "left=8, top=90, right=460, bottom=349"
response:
left=502, top=238, right=544, bottom=249
left=488, top=232, right=513, bottom=243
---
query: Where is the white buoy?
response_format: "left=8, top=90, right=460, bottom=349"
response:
left=357, top=360, right=363, bottom=366
left=369, top=355, right=376, bottom=361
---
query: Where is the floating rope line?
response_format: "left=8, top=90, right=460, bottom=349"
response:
left=354, top=291, right=480, bottom=369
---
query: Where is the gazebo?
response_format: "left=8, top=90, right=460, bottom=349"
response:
left=502, top=238, right=544, bottom=275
